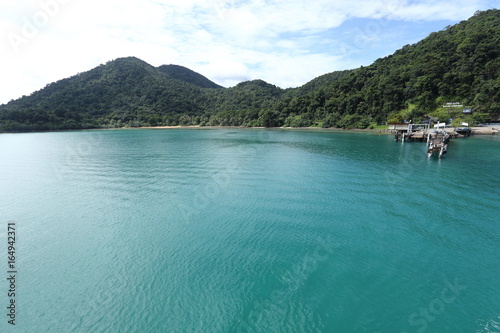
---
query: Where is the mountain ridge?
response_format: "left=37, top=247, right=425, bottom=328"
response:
left=157, top=64, right=223, bottom=89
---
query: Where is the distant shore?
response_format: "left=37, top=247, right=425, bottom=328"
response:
left=136, top=125, right=371, bottom=131
left=1, top=125, right=498, bottom=135
left=130, top=125, right=499, bottom=135
left=128, top=125, right=394, bottom=135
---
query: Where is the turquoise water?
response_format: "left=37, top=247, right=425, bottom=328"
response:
left=0, top=128, right=498, bottom=333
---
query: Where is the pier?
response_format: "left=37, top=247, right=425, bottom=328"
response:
left=390, top=123, right=431, bottom=142
left=427, top=131, right=450, bottom=158
left=389, top=122, right=471, bottom=158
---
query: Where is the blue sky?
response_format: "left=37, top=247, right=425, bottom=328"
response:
left=0, top=0, right=497, bottom=104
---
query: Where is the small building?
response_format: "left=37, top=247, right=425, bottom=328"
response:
left=434, top=122, right=447, bottom=130
left=422, top=116, right=439, bottom=125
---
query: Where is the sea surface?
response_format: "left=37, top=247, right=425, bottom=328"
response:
left=0, top=128, right=498, bottom=333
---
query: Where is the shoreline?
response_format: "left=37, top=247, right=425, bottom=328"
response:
left=0, top=125, right=388, bottom=134
left=128, top=125, right=393, bottom=134
left=105, top=125, right=500, bottom=135
left=1, top=125, right=498, bottom=135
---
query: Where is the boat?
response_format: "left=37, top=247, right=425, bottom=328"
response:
left=455, top=122, right=471, bottom=137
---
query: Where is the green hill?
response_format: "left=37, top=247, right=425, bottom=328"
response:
left=0, top=57, right=213, bottom=130
left=157, top=64, right=223, bottom=89
left=0, top=9, right=498, bottom=132
left=271, top=9, right=500, bottom=128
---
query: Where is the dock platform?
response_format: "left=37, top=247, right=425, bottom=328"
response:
left=390, top=122, right=470, bottom=158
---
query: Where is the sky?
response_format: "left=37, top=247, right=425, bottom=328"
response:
left=0, top=0, right=497, bottom=104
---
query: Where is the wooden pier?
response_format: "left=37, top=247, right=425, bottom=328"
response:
left=391, top=123, right=431, bottom=142
left=389, top=122, right=469, bottom=158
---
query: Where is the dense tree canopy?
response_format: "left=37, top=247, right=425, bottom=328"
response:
left=1, top=9, right=498, bottom=132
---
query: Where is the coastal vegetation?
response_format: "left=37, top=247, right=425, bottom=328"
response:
left=0, top=9, right=498, bottom=132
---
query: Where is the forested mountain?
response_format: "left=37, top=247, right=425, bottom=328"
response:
left=274, top=9, right=499, bottom=128
left=0, top=57, right=211, bottom=130
left=157, top=65, right=223, bottom=89
left=0, top=9, right=498, bottom=132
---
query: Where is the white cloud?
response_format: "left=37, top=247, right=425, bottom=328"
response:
left=386, top=0, right=489, bottom=21
left=200, top=59, right=251, bottom=87
left=0, top=0, right=497, bottom=103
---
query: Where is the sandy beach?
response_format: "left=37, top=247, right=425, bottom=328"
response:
left=470, top=126, right=499, bottom=135
left=131, top=125, right=499, bottom=135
